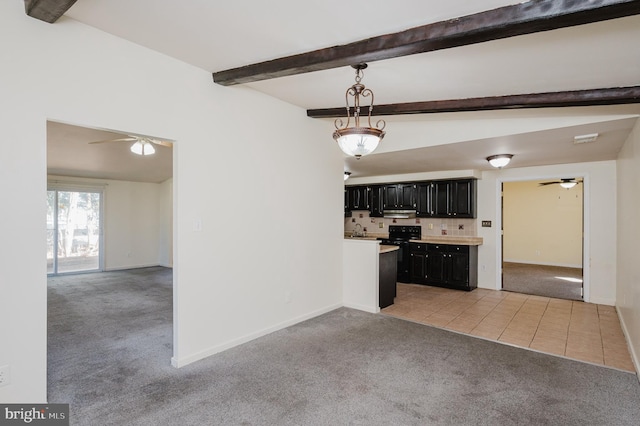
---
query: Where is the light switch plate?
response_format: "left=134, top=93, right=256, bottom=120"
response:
left=482, top=220, right=492, bottom=227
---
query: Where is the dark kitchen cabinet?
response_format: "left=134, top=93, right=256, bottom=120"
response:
left=369, top=185, right=385, bottom=217
left=415, top=183, right=433, bottom=217
left=410, top=242, right=477, bottom=291
left=345, top=186, right=369, bottom=211
left=431, top=179, right=476, bottom=218
left=451, top=179, right=475, bottom=218
left=427, top=244, right=477, bottom=291
left=384, top=183, right=415, bottom=209
left=379, top=249, right=398, bottom=308
left=409, top=243, right=428, bottom=283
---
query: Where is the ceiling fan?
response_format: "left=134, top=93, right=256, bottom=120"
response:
left=89, top=135, right=172, bottom=156
left=538, top=178, right=582, bottom=189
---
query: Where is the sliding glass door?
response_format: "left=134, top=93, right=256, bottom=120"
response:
left=47, top=189, right=102, bottom=274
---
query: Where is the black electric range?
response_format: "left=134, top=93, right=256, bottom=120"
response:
left=378, top=225, right=421, bottom=283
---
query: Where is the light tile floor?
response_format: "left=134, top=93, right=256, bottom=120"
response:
left=382, top=284, right=636, bottom=372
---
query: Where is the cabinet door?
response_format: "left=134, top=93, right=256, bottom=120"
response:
left=426, top=247, right=447, bottom=284
left=410, top=252, right=427, bottom=284
left=384, top=184, right=399, bottom=208
left=448, top=246, right=470, bottom=287
left=369, top=185, right=385, bottom=217
left=451, top=180, right=474, bottom=218
left=398, top=184, right=415, bottom=209
left=432, top=181, right=450, bottom=217
left=415, top=183, right=432, bottom=217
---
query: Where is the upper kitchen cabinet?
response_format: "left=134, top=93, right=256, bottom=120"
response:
left=415, top=183, right=433, bottom=217
left=384, top=183, right=415, bottom=210
left=430, top=179, right=476, bottom=218
left=345, top=185, right=370, bottom=211
left=450, top=179, right=475, bottom=218
left=369, top=185, right=385, bottom=217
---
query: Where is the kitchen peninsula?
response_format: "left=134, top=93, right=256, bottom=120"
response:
left=343, top=239, right=399, bottom=313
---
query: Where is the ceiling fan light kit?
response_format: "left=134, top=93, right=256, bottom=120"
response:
left=560, top=181, right=578, bottom=189
left=333, top=64, right=385, bottom=160
left=130, top=140, right=156, bottom=155
left=539, top=178, right=581, bottom=189
left=487, top=154, right=513, bottom=168
left=344, top=171, right=352, bottom=181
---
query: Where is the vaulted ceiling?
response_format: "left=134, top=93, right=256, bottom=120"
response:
left=36, top=0, right=640, bottom=181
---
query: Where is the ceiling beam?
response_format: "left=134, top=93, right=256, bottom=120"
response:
left=24, top=0, right=77, bottom=24
left=306, top=86, right=640, bottom=118
left=212, top=0, right=640, bottom=86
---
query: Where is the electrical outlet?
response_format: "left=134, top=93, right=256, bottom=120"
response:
left=0, top=365, right=10, bottom=387
left=428, top=223, right=433, bottom=230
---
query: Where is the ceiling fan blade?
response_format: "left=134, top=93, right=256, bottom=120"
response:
left=538, top=181, right=559, bottom=186
left=88, top=137, right=136, bottom=144
left=148, top=139, right=173, bottom=148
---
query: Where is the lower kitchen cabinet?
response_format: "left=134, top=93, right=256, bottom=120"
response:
left=410, top=243, right=478, bottom=291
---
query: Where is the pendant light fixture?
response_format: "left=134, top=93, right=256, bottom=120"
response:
left=344, top=171, right=352, bottom=181
left=333, top=64, right=386, bottom=159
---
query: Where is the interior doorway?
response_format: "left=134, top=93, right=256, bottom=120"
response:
left=46, top=119, right=175, bottom=400
left=501, top=178, right=584, bottom=300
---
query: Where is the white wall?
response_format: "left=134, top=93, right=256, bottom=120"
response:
left=616, top=119, right=640, bottom=370
left=477, top=161, right=617, bottom=305
left=503, top=180, right=583, bottom=267
left=0, top=3, right=342, bottom=402
left=48, top=175, right=170, bottom=270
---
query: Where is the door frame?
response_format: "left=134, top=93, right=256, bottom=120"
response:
left=495, top=173, right=589, bottom=302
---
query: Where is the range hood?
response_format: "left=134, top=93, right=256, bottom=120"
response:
left=383, top=209, right=417, bottom=219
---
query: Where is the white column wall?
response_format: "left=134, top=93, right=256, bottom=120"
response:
left=616, top=119, right=640, bottom=371
left=0, top=4, right=343, bottom=402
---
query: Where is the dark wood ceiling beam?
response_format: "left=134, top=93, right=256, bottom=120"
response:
left=24, top=0, right=77, bottom=24
left=306, top=86, right=640, bottom=117
left=212, top=0, right=640, bottom=86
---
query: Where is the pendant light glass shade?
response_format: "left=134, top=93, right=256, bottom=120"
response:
left=333, top=64, right=385, bottom=159
left=130, top=140, right=155, bottom=156
left=487, top=154, right=513, bottom=168
left=335, top=128, right=383, bottom=158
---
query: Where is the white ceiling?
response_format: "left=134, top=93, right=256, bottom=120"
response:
left=51, top=0, right=640, bottom=181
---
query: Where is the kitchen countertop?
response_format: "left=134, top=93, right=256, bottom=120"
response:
left=344, top=233, right=483, bottom=246
left=379, top=245, right=400, bottom=254
left=409, top=236, right=483, bottom=246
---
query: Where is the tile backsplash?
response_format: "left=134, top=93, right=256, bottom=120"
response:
left=345, top=210, right=477, bottom=237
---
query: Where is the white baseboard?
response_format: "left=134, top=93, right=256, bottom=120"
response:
left=171, top=303, right=342, bottom=368
left=588, top=296, right=615, bottom=306
left=616, top=308, right=640, bottom=376
left=503, top=259, right=582, bottom=269
left=104, top=263, right=161, bottom=271
left=343, top=302, right=380, bottom=314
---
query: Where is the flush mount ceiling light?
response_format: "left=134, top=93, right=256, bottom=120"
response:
left=130, top=140, right=156, bottom=156
left=344, top=171, right=352, bottom=181
left=487, top=154, right=513, bottom=168
left=333, top=64, right=386, bottom=160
